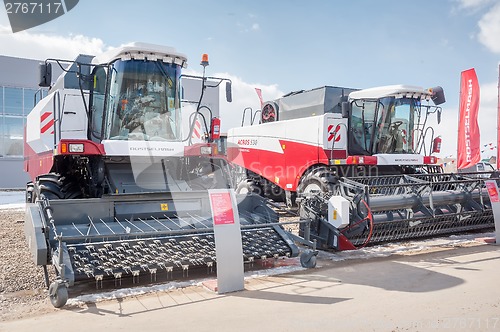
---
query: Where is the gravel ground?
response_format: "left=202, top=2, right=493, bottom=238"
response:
left=0, top=207, right=302, bottom=322
left=1, top=204, right=496, bottom=326
left=0, top=210, right=57, bottom=321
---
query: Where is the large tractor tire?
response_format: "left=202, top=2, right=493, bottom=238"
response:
left=26, top=182, right=35, bottom=203
left=236, top=178, right=262, bottom=196
left=61, top=180, right=84, bottom=199
left=264, top=183, right=285, bottom=203
left=296, top=166, right=337, bottom=196
left=33, top=173, right=82, bottom=201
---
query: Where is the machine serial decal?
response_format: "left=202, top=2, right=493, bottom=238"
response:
left=237, top=139, right=258, bottom=146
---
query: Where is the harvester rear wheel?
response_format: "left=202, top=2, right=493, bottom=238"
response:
left=236, top=179, right=262, bottom=196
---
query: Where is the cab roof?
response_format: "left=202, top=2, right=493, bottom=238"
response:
left=92, top=42, right=187, bottom=68
left=349, top=84, right=434, bottom=101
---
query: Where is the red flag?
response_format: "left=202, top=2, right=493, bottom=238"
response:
left=457, top=68, right=481, bottom=170
left=255, top=88, right=264, bottom=108
left=497, top=64, right=500, bottom=170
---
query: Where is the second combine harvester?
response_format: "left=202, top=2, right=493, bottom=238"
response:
left=228, top=85, right=496, bottom=251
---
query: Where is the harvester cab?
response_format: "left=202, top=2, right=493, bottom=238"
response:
left=24, top=43, right=299, bottom=308
left=342, top=85, right=446, bottom=166
left=27, top=43, right=232, bottom=197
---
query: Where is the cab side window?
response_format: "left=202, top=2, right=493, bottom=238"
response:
left=91, top=67, right=107, bottom=139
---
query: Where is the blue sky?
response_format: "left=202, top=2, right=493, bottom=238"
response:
left=1, top=0, right=499, bottom=158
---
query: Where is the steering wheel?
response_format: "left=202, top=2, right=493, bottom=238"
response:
left=390, top=120, right=403, bottom=129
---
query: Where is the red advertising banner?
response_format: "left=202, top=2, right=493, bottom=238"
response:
left=497, top=64, right=500, bottom=170
left=209, top=192, right=235, bottom=225
left=457, top=68, right=481, bottom=170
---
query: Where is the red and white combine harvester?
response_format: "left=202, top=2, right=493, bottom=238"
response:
left=23, top=43, right=300, bottom=307
left=228, top=85, right=497, bottom=251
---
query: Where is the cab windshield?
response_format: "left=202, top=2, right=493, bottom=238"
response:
left=104, top=59, right=182, bottom=141
left=350, top=97, right=416, bottom=154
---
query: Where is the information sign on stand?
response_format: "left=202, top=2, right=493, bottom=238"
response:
left=208, top=189, right=244, bottom=293
left=485, top=180, right=500, bottom=244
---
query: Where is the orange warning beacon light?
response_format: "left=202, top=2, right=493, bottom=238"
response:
left=201, top=53, right=209, bottom=67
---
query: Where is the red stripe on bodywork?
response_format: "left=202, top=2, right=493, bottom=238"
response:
left=227, top=139, right=347, bottom=191
left=41, top=119, right=54, bottom=133
left=40, top=112, right=52, bottom=122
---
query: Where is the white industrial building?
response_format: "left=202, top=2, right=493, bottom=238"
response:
left=0, top=55, right=52, bottom=189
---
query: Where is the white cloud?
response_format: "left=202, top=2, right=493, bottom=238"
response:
left=237, top=21, right=260, bottom=33
left=455, top=0, right=495, bottom=10
left=215, top=72, right=282, bottom=132
left=181, top=69, right=283, bottom=133
left=0, top=24, right=107, bottom=60
left=477, top=3, right=500, bottom=53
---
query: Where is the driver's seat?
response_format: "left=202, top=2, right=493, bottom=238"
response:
left=392, top=118, right=408, bottom=153
left=377, top=119, right=408, bottom=153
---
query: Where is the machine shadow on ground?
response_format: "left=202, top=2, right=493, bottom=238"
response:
left=274, top=244, right=500, bottom=294
left=62, top=244, right=500, bottom=318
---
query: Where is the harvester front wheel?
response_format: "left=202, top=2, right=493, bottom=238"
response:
left=34, top=173, right=83, bottom=201
left=26, top=182, right=34, bottom=203
left=48, top=282, right=68, bottom=308
left=296, top=167, right=337, bottom=196
left=35, top=173, right=63, bottom=200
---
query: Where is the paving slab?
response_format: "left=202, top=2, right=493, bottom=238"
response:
left=2, top=244, right=500, bottom=332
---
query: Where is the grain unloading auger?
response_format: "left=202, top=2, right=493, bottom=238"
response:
left=23, top=43, right=299, bottom=308
left=299, top=172, right=497, bottom=250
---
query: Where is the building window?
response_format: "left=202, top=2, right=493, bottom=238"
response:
left=0, top=117, right=3, bottom=157
left=0, top=86, right=3, bottom=114
left=4, top=87, right=24, bottom=115
left=24, top=89, right=37, bottom=115
left=0, top=86, right=49, bottom=158
left=3, top=116, right=24, bottom=156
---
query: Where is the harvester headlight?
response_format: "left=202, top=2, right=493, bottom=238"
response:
left=200, top=146, right=212, bottom=155
left=69, top=143, right=84, bottom=153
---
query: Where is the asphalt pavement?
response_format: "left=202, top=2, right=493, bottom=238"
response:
left=2, top=242, right=500, bottom=332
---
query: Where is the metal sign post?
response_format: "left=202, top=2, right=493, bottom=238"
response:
left=208, top=189, right=244, bottom=293
left=485, top=180, right=500, bottom=244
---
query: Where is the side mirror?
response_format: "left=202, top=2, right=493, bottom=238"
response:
left=341, top=101, right=350, bottom=118
left=39, top=62, right=52, bottom=87
left=437, top=109, right=442, bottom=124
left=225, top=81, right=232, bottom=102
left=431, top=86, right=446, bottom=105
